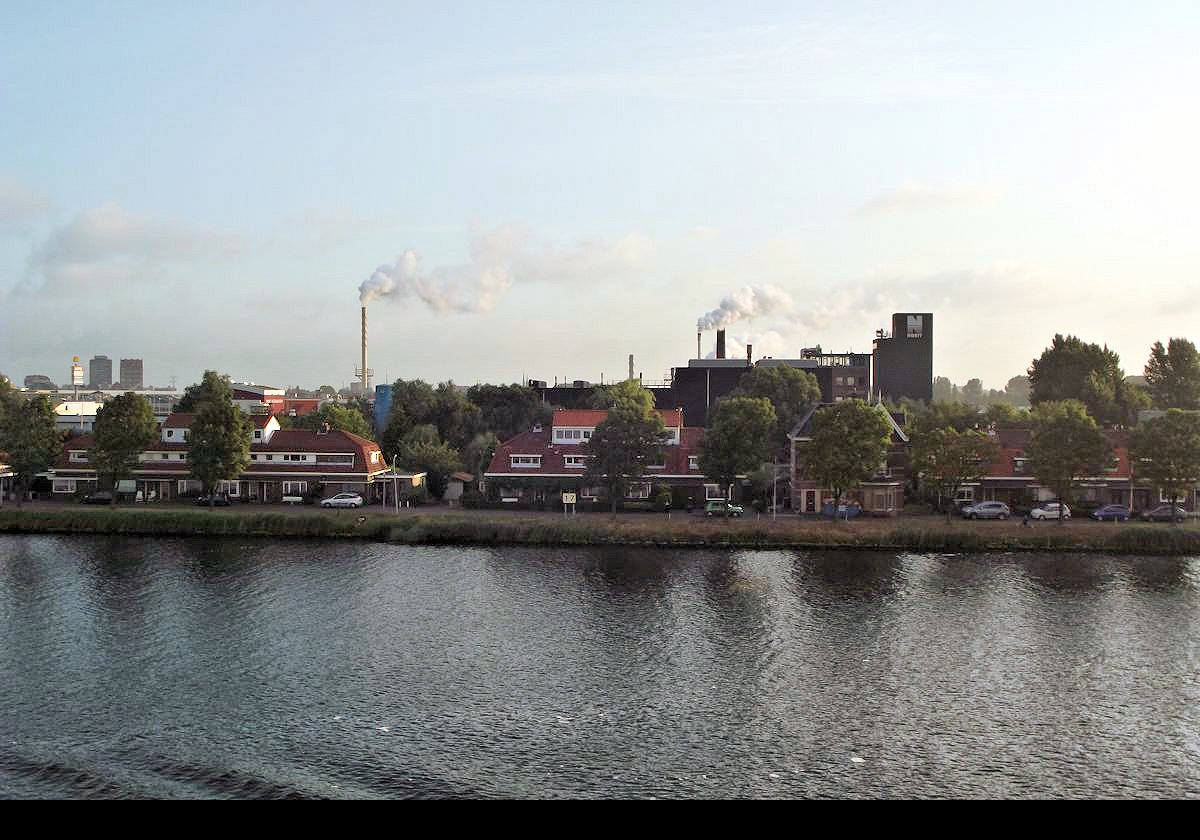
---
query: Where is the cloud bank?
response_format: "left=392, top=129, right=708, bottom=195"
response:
left=852, top=181, right=1001, bottom=218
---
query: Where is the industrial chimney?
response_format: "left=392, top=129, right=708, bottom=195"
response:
left=747, top=344, right=753, bottom=364
left=697, top=331, right=701, bottom=360
left=716, top=329, right=726, bottom=359
left=361, top=306, right=368, bottom=391
left=628, top=354, right=634, bottom=380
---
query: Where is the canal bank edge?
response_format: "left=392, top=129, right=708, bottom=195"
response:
left=1, top=508, right=1199, bottom=555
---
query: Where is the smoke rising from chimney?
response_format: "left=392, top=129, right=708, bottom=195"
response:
left=696, top=284, right=794, bottom=331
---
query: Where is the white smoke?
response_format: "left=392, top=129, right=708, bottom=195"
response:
left=358, top=228, right=520, bottom=314
left=696, top=284, right=794, bottom=331
left=359, top=226, right=651, bottom=314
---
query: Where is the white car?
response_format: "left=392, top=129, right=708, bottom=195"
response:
left=1030, top=502, right=1071, bottom=520
left=321, top=492, right=364, bottom=509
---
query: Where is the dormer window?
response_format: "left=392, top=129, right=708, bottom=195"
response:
left=166, top=430, right=174, bottom=438
left=254, top=430, right=261, bottom=439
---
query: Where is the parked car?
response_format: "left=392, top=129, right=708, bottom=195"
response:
left=704, top=500, right=743, bottom=517
left=1092, top=504, right=1130, bottom=522
left=80, top=490, right=114, bottom=505
left=1030, top=501, right=1071, bottom=521
left=961, top=501, right=1011, bottom=520
left=321, top=492, right=364, bottom=509
left=1141, top=504, right=1189, bottom=522
left=193, top=492, right=232, bottom=507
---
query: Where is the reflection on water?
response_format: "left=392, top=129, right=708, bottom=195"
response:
left=1, top=534, right=1199, bottom=798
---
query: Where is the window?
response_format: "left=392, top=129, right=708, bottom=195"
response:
left=511, top=455, right=542, bottom=468
left=282, top=481, right=307, bottom=496
left=1012, top=457, right=1028, bottom=475
left=266, top=455, right=273, bottom=461
left=52, top=479, right=77, bottom=494
left=217, top=480, right=239, bottom=497
left=70, top=451, right=88, bottom=462
left=581, top=486, right=601, bottom=499
left=254, top=431, right=261, bottom=439
left=178, top=454, right=185, bottom=460
left=955, top=487, right=975, bottom=503
left=166, top=429, right=174, bottom=438
left=627, top=482, right=652, bottom=499
left=370, top=451, right=381, bottom=463
left=161, top=453, right=168, bottom=460
left=704, top=484, right=725, bottom=500
left=319, top=454, right=355, bottom=465
left=564, top=455, right=586, bottom=468
left=583, top=430, right=591, bottom=439
left=178, top=479, right=202, bottom=494
left=251, top=455, right=258, bottom=461
left=688, top=455, right=699, bottom=470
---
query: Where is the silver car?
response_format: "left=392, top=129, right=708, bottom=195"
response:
left=321, top=492, right=364, bottom=509
left=961, top=501, right=1011, bottom=520
left=1030, top=502, right=1071, bottom=520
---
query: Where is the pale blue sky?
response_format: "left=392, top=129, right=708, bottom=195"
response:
left=3, top=2, right=1198, bottom=395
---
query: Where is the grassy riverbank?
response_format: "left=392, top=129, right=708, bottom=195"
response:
left=2, top=505, right=1199, bottom=554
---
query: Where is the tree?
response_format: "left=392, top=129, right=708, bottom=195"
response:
left=984, top=402, right=1030, bottom=428
left=961, top=378, right=985, bottom=407
left=294, top=402, right=374, bottom=439
left=908, top=402, right=982, bottom=437
left=1027, top=400, right=1111, bottom=521
left=729, top=365, right=821, bottom=456
left=434, top=381, right=483, bottom=451
left=910, top=427, right=999, bottom=518
left=381, top=378, right=440, bottom=459
left=932, top=376, right=960, bottom=402
left=175, top=370, right=234, bottom=413
left=397, top=429, right=461, bottom=499
left=698, top=397, right=776, bottom=497
left=187, top=399, right=251, bottom=506
left=461, top=432, right=500, bottom=481
left=0, top=395, right=59, bottom=507
left=1144, top=338, right=1200, bottom=410
left=466, top=383, right=552, bottom=442
left=90, top=393, right=157, bottom=502
left=802, top=400, right=892, bottom=519
left=1028, top=334, right=1141, bottom=426
left=582, top=380, right=669, bottom=515
left=1130, top=409, right=1200, bottom=521
left=1004, top=375, right=1031, bottom=407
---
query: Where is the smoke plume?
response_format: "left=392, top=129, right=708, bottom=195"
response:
left=358, top=228, right=519, bottom=314
left=696, top=284, right=794, bottom=330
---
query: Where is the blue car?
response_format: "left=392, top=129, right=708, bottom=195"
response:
left=1092, top=504, right=1130, bottom=522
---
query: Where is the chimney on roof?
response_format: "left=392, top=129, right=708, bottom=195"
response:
left=716, top=329, right=726, bottom=359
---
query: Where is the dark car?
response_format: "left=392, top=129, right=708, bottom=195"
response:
left=80, top=490, right=114, bottom=505
left=1141, top=504, right=1188, bottom=522
left=704, top=500, right=744, bottom=517
left=194, top=492, right=232, bottom=507
left=1092, top=504, right=1130, bottom=522
left=961, top=501, right=1010, bottom=520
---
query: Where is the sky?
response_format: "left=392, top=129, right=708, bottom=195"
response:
left=2, top=1, right=1199, bottom=394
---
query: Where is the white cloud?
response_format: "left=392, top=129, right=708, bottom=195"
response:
left=852, top=181, right=1002, bottom=218
left=26, top=202, right=247, bottom=294
left=0, top=175, right=52, bottom=232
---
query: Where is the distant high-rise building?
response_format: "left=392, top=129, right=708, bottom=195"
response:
left=89, top=355, right=113, bottom=389
left=119, top=358, right=144, bottom=390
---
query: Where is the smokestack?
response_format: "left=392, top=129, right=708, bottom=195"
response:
left=747, top=344, right=753, bottom=364
left=697, top=331, right=701, bottom=360
left=361, top=306, right=368, bottom=392
left=628, top=354, right=634, bottom=380
left=716, top=329, right=726, bottom=359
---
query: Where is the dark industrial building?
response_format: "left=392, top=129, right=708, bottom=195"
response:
left=119, top=358, right=144, bottom=390
left=872, top=313, right=933, bottom=404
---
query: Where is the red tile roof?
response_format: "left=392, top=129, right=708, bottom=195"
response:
left=162, top=413, right=195, bottom=428
left=485, top=426, right=704, bottom=477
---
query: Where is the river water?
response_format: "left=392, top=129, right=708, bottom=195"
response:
left=1, top=534, right=1198, bottom=798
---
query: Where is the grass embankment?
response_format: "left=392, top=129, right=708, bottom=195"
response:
left=2, top=506, right=1199, bottom=554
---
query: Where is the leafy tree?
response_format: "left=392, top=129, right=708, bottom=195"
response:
left=1130, top=409, right=1200, bottom=520
left=316, top=385, right=338, bottom=398
left=294, top=402, right=374, bottom=439
left=961, top=378, right=985, bottom=407
left=434, top=381, right=483, bottom=450
left=175, top=370, right=233, bottom=413
left=187, top=399, right=251, bottom=506
left=381, top=378, right=439, bottom=458
left=729, top=365, right=821, bottom=456
left=983, top=402, right=1030, bottom=428
left=461, top=432, right=500, bottom=480
left=1004, top=375, right=1031, bottom=407
left=1144, top=338, right=1200, bottom=410
left=0, top=395, right=59, bottom=507
left=583, top=380, right=669, bottom=515
left=802, top=400, right=892, bottom=519
left=1027, top=400, right=1111, bottom=521
left=699, top=397, right=777, bottom=497
left=466, top=383, right=552, bottom=442
left=908, top=402, right=982, bottom=437
left=395, top=425, right=460, bottom=499
left=910, top=427, right=999, bottom=518
left=90, top=392, right=157, bottom=502
left=1028, top=334, right=1141, bottom=426
left=932, top=376, right=960, bottom=402
left=584, top=383, right=617, bottom=409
